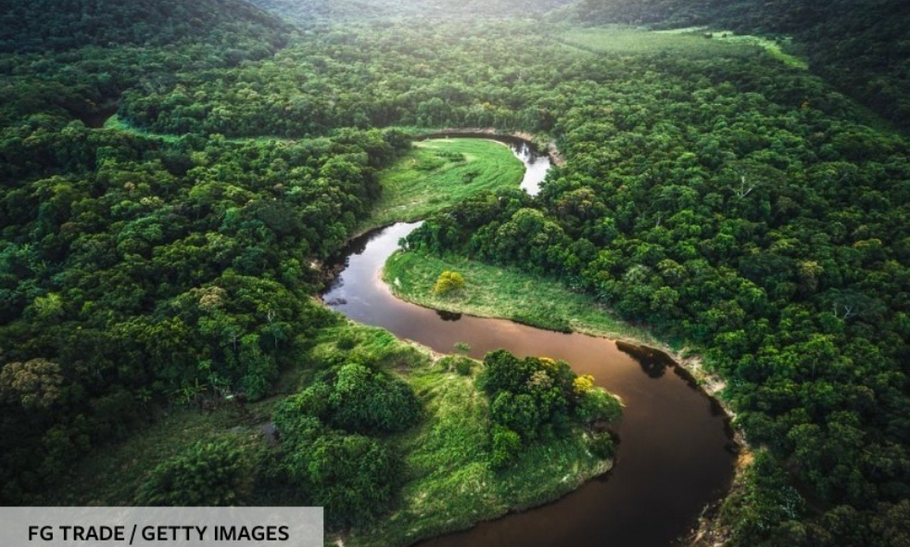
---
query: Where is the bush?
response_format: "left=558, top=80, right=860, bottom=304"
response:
left=576, top=388, right=622, bottom=424
left=282, top=431, right=400, bottom=529
left=491, top=425, right=522, bottom=469
left=329, top=363, right=421, bottom=433
left=587, top=431, right=615, bottom=459
left=492, top=391, right=542, bottom=440
left=439, top=355, right=475, bottom=375
left=135, top=438, right=251, bottom=506
left=434, top=270, right=465, bottom=295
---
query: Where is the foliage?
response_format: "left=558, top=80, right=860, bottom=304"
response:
left=491, top=425, right=522, bottom=468
left=571, top=0, right=910, bottom=132
left=478, top=349, right=621, bottom=466
left=587, top=431, right=615, bottom=459
left=433, top=271, right=465, bottom=296
left=0, top=358, right=63, bottom=409
left=384, top=249, right=653, bottom=340
left=329, top=363, right=421, bottom=433
left=270, top=332, right=421, bottom=529
left=576, top=388, right=623, bottom=424
left=2, top=1, right=909, bottom=544
left=368, top=139, right=525, bottom=229
left=134, top=438, right=252, bottom=506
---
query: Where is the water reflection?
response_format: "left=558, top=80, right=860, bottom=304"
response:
left=436, top=310, right=463, bottom=321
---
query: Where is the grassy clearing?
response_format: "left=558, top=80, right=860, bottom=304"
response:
left=103, top=114, right=295, bottom=144
left=366, top=138, right=525, bottom=230
left=559, top=25, right=805, bottom=68
left=698, top=29, right=807, bottom=69
left=558, top=25, right=753, bottom=57
left=384, top=250, right=665, bottom=347
left=103, top=114, right=180, bottom=142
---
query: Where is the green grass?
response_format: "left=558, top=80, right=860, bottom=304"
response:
left=48, top=406, right=260, bottom=505
left=103, top=114, right=295, bottom=144
left=558, top=25, right=806, bottom=68
left=366, top=138, right=525, bottom=230
left=51, top=321, right=609, bottom=547
left=699, top=29, right=807, bottom=69
left=103, top=114, right=180, bottom=142
left=384, top=250, right=665, bottom=347
left=558, top=25, right=753, bottom=58
left=330, top=325, right=608, bottom=547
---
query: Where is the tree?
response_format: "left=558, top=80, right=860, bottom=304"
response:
left=434, top=270, right=465, bottom=295
left=135, top=439, right=252, bottom=506
left=0, top=359, right=63, bottom=409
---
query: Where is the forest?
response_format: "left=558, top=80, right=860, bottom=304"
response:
left=1, top=1, right=909, bottom=547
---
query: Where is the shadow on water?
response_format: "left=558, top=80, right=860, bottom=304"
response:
left=435, top=310, right=463, bottom=321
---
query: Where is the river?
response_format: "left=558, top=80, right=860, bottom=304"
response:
left=322, top=137, right=736, bottom=547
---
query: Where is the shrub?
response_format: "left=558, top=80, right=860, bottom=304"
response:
left=576, top=388, right=622, bottom=424
left=492, top=391, right=542, bottom=440
left=588, top=431, right=615, bottom=459
left=434, top=270, right=465, bottom=295
left=135, top=438, right=251, bottom=506
left=274, top=383, right=333, bottom=434
left=491, top=425, right=522, bottom=469
left=282, top=431, right=400, bottom=529
left=329, top=363, right=420, bottom=433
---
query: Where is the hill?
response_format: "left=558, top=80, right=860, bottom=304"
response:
left=0, top=0, right=291, bottom=53
left=572, top=0, right=910, bottom=131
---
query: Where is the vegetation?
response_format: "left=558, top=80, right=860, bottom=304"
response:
left=340, top=328, right=615, bottom=547
left=433, top=270, right=465, bottom=296
left=368, top=138, right=525, bottom=229
left=385, top=249, right=655, bottom=341
left=135, top=438, right=254, bottom=506
left=571, top=0, right=910, bottom=131
left=2, top=1, right=910, bottom=545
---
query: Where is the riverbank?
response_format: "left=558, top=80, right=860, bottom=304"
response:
left=382, top=248, right=751, bottom=545
left=365, top=138, right=525, bottom=230
left=330, top=327, right=613, bottom=547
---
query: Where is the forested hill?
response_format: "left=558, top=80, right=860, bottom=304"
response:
left=572, top=0, right=910, bottom=132
left=0, top=0, right=292, bottom=53
left=249, top=0, right=576, bottom=24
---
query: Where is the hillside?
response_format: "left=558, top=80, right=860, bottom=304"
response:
left=1, top=2, right=909, bottom=547
left=0, top=0, right=291, bottom=53
left=250, top=0, right=576, bottom=23
left=572, top=0, right=910, bottom=131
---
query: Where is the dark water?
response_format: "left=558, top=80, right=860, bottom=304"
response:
left=323, top=140, right=735, bottom=547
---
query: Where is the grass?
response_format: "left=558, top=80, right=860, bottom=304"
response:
left=103, top=114, right=295, bottom=144
left=51, top=321, right=609, bottom=547
left=365, top=138, right=525, bottom=230
left=48, top=406, right=259, bottom=505
left=558, top=25, right=753, bottom=58
left=103, top=114, right=180, bottom=143
left=318, top=324, right=609, bottom=547
left=698, top=29, right=807, bottom=69
left=558, top=25, right=806, bottom=68
left=384, top=250, right=665, bottom=347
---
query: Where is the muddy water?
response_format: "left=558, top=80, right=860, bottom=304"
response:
left=323, top=139, right=735, bottom=547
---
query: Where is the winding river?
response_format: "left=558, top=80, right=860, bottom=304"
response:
left=323, top=138, right=736, bottom=547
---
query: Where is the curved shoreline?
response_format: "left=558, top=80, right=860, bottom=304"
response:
left=377, top=249, right=749, bottom=546
left=414, top=128, right=566, bottom=167
left=321, top=133, right=744, bottom=547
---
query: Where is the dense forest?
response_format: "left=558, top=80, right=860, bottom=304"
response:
left=1, top=1, right=909, bottom=547
left=573, top=0, right=910, bottom=132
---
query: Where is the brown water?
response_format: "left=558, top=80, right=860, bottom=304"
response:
left=323, top=140, right=735, bottom=547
